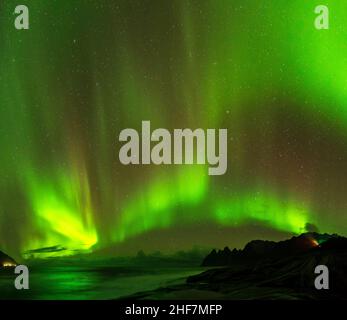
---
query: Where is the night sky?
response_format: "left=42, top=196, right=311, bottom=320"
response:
left=1, top=0, right=347, bottom=257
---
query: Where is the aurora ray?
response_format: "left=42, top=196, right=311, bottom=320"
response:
left=1, top=0, right=347, bottom=257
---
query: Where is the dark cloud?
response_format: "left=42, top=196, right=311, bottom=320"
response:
left=23, top=245, right=66, bottom=255
left=305, top=223, right=319, bottom=233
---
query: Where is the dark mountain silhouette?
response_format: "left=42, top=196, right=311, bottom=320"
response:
left=123, top=233, right=347, bottom=299
left=202, top=233, right=338, bottom=266
left=186, top=233, right=347, bottom=299
left=0, top=250, right=17, bottom=268
left=132, top=248, right=208, bottom=266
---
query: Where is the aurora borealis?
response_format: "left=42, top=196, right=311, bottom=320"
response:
left=1, top=0, right=347, bottom=258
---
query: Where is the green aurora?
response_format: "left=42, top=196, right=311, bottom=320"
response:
left=1, top=0, right=347, bottom=257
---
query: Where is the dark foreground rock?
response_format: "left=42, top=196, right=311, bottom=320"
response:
left=0, top=250, right=17, bottom=268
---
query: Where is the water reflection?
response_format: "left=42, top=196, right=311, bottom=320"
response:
left=0, top=262, right=203, bottom=300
